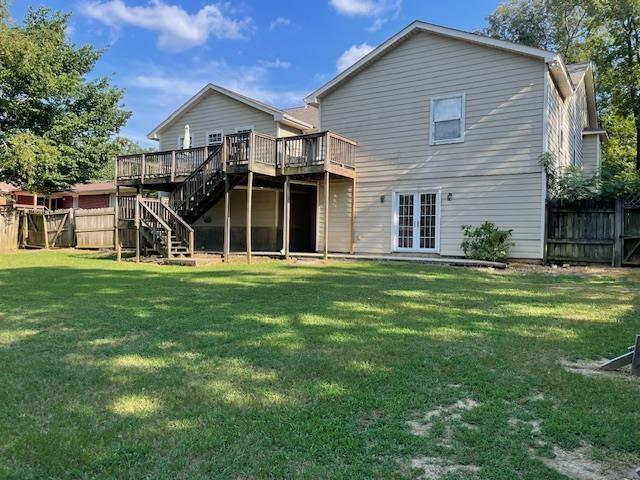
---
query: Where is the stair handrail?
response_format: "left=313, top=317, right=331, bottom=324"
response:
left=169, top=143, right=224, bottom=213
left=160, top=201, right=195, bottom=256
left=139, top=198, right=172, bottom=257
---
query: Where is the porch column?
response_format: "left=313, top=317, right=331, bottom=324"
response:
left=350, top=177, right=356, bottom=255
left=246, top=171, right=253, bottom=264
left=324, top=171, right=329, bottom=260
left=283, top=177, right=291, bottom=259
left=223, top=175, right=231, bottom=262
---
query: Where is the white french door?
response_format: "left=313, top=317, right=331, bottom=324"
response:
left=393, top=191, right=440, bottom=253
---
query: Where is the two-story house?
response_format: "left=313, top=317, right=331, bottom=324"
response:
left=116, top=21, right=604, bottom=262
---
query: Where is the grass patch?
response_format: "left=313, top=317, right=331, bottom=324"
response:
left=0, top=251, right=639, bottom=479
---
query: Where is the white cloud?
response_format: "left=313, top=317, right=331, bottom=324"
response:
left=125, top=59, right=306, bottom=108
left=329, top=0, right=400, bottom=17
left=259, top=58, right=291, bottom=69
left=80, top=0, right=253, bottom=52
left=269, top=17, right=291, bottom=30
left=336, top=43, right=374, bottom=72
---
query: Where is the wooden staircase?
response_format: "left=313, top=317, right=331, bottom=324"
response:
left=139, top=198, right=194, bottom=258
left=168, top=143, right=247, bottom=224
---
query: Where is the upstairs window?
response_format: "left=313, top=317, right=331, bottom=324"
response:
left=430, top=93, right=465, bottom=145
left=206, top=129, right=223, bottom=145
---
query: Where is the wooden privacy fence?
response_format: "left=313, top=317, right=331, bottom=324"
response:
left=75, top=208, right=115, bottom=249
left=20, top=208, right=116, bottom=249
left=545, top=194, right=640, bottom=266
left=23, top=209, right=74, bottom=249
left=0, top=209, right=20, bottom=251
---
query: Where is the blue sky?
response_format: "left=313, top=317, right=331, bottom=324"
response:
left=10, top=0, right=501, bottom=146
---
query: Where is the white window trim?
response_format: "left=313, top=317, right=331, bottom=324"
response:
left=235, top=125, right=254, bottom=133
left=177, top=135, right=193, bottom=149
left=429, top=93, right=465, bottom=145
left=391, top=190, right=441, bottom=253
left=205, top=129, right=224, bottom=146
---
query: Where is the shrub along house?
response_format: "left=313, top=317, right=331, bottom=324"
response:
left=115, top=21, right=603, bottom=262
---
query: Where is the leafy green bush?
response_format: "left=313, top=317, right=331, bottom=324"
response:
left=461, top=222, right=514, bottom=262
left=539, top=152, right=640, bottom=201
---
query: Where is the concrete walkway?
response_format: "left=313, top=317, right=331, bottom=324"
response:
left=252, top=251, right=507, bottom=269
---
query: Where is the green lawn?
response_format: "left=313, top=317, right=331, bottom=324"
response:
left=0, top=251, right=639, bottom=479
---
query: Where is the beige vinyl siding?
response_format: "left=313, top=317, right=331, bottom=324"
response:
left=157, top=90, right=277, bottom=150
left=319, top=31, right=545, bottom=259
left=546, top=71, right=562, bottom=158
left=547, top=75, right=589, bottom=170
left=193, top=188, right=280, bottom=228
left=317, top=179, right=352, bottom=252
left=277, top=122, right=304, bottom=138
left=581, top=135, right=601, bottom=177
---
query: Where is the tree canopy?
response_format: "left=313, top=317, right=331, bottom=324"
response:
left=484, top=0, right=640, bottom=180
left=0, top=4, right=130, bottom=194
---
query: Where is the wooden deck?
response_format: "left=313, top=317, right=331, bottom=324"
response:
left=116, top=131, right=356, bottom=188
left=116, top=131, right=357, bottom=264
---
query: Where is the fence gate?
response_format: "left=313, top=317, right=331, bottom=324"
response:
left=545, top=199, right=616, bottom=264
left=24, top=210, right=74, bottom=248
left=622, top=194, right=640, bottom=266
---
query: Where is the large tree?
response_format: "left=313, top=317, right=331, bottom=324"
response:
left=484, top=0, right=640, bottom=175
left=483, top=0, right=597, bottom=63
left=0, top=5, right=130, bottom=194
left=593, top=0, right=640, bottom=172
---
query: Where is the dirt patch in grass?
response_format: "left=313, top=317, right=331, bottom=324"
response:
left=532, top=444, right=639, bottom=480
left=407, top=398, right=480, bottom=437
left=409, top=456, right=480, bottom=480
left=561, top=359, right=640, bottom=382
left=489, top=262, right=636, bottom=279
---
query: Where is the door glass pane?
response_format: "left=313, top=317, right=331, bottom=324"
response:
left=419, top=193, right=437, bottom=249
left=398, top=194, right=414, bottom=249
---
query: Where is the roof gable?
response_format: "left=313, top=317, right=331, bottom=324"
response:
left=305, top=20, right=572, bottom=104
left=148, top=84, right=312, bottom=140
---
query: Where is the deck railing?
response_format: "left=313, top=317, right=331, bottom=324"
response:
left=116, top=131, right=355, bottom=182
left=116, top=146, right=209, bottom=182
left=277, top=131, right=356, bottom=170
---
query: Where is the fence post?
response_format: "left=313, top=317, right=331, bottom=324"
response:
left=69, top=208, right=76, bottom=248
left=21, top=211, right=27, bottom=248
left=42, top=213, right=49, bottom=250
left=613, top=197, right=623, bottom=267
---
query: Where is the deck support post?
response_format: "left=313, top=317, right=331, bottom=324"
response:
left=324, top=171, right=329, bottom=260
left=350, top=177, right=356, bottom=255
left=283, top=177, right=291, bottom=259
left=246, top=171, right=253, bottom=264
left=135, top=187, right=141, bottom=263
left=115, top=185, right=121, bottom=262
left=223, top=175, right=231, bottom=262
